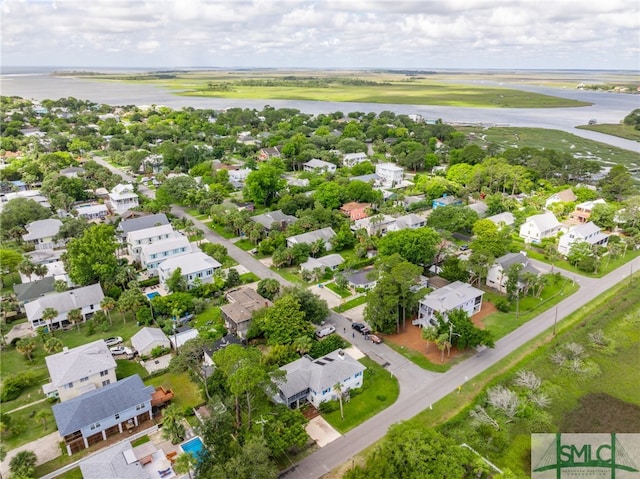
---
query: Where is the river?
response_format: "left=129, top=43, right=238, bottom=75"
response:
left=1, top=71, right=638, bottom=152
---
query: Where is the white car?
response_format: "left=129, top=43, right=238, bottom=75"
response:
left=110, top=346, right=134, bottom=357
left=316, top=325, right=336, bottom=338
left=104, top=336, right=123, bottom=347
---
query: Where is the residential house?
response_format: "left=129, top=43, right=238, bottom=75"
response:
left=300, top=254, right=345, bottom=273
left=415, top=281, right=484, bottom=327
left=228, top=168, right=252, bottom=189
left=22, top=218, right=63, bottom=250
left=117, top=213, right=169, bottom=237
left=349, top=173, right=379, bottom=184
left=157, top=251, right=221, bottom=289
left=126, top=224, right=177, bottom=260
left=432, top=194, right=463, bottom=210
left=486, top=211, right=515, bottom=227
left=108, top=184, right=139, bottom=214
left=221, top=288, right=272, bottom=338
left=340, top=202, right=371, bottom=221
left=519, top=212, right=562, bottom=244
left=25, top=283, right=104, bottom=330
left=80, top=440, right=176, bottom=479
left=1, top=190, right=51, bottom=210
left=342, top=152, right=368, bottom=168
left=131, top=327, right=171, bottom=358
left=53, top=374, right=155, bottom=455
left=486, top=252, right=542, bottom=294
left=388, top=213, right=426, bottom=232
left=74, top=203, right=108, bottom=221
left=43, top=339, right=117, bottom=402
left=467, top=201, right=488, bottom=218
left=347, top=268, right=377, bottom=290
left=274, top=349, right=366, bottom=408
left=203, top=334, right=244, bottom=366
left=257, top=146, right=282, bottom=162
left=168, top=327, right=200, bottom=350
left=545, top=188, right=577, bottom=209
left=59, top=167, right=85, bottom=178
left=402, top=194, right=427, bottom=209
left=303, top=159, right=337, bottom=174
left=558, top=222, right=609, bottom=255
left=570, top=199, right=606, bottom=223
left=286, top=227, right=337, bottom=250
left=13, top=276, right=56, bottom=308
left=139, top=235, right=192, bottom=273
left=285, top=176, right=310, bottom=189
left=375, top=163, right=404, bottom=188
left=351, top=215, right=395, bottom=236
left=250, top=210, right=298, bottom=231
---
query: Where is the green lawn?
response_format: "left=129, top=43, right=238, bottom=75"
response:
left=324, top=282, right=352, bottom=298
left=2, top=401, right=56, bottom=450
left=115, top=359, right=148, bottom=380
left=576, top=123, right=640, bottom=142
left=1, top=271, right=21, bottom=293
left=322, top=357, right=400, bottom=433
left=207, top=222, right=237, bottom=239
left=270, top=266, right=307, bottom=286
left=145, top=371, right=202, bottom=412
left=333, top=296, right=367, bottom=313
left=234, top=238, right=256, bottom=251
left=385, top=341, right=452, bottom=373
left=240, top=272, right=260, bottom=284
left=525, top=247, right=640, bottom=279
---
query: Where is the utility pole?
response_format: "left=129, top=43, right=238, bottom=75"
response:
left=553, top=306, right=558, bottom=336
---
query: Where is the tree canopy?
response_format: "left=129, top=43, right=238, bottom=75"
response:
left=63, top=224, right=118, bottom=286
left=377, top=227, right=441, bottom=265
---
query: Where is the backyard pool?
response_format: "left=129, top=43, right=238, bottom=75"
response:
left=180, top=436, right=204, bottom=459
left=146, top=292, right=160, bottom=300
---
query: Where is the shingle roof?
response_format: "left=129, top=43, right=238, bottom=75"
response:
left=13, top=276, right=56, bottom=303
left=221, top=288, right=272, bottom=325
left=22, top=218, right=62, bottom=241
left=117, top=213, right=169, bottom=234
left=287, top=227, right=336, bottom=245
left=126, top=224, right=175, bottom=243
left=140, top=235, right=191, bottom=258
left=45, top=339, right=116, bottom=390
left=304, top=158, right=335, bottom=169
left=250, top=210, right=298, bottom=229
left=347, top=268, right=376, bottom=286
left=486, top=212, right=515, bottom=226
left=25, top=283, right=104, bottom=321
left=80, top=441, right=148, bottom=479
left=526, top=212, right=561, bottom=232
left=157, top=251, right=221, bottom=276
left=300, top=254, right=344, bottom=271
left=53, top=375, right=154, bottom=436
left=131, top=327, right=169, bottom=353
left=419, top=281, right=484, bottom=313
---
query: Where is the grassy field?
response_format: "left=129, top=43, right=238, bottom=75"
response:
left=234, top=238, right=256, bottom=251
left=79, top=70, right=593, bottom=108
left=525, top=247, right=640, bottom=279
left=576, top=123, right=640, bottom=142
left=459, top=126, right=640, bottom=169
left=324, top=282, right=352, bottom=298
left=115, top=359, right=147, bottom=380
left=2, top=400, right=56, bottom=450
left=333, top=296, right=367, bottom=313
left=145, top=371, right=202, bottom=412
left=322, top=357, right=399, bottom=434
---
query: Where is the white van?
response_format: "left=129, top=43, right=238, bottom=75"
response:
left=316, top=325, right=336, bottom=338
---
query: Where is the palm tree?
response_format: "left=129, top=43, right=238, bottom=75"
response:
left=421, top=326, right=439, bottom=353
left=18, top=260, right=35, bottom=282
left=9, top=450, right=37, bottom=479
left=67, top=308, right=83, bottom=331
left=333, top=382, right=344, bottom=420
left=16, top=337, right=36, bottom=361
left=101, top=296, right=116, bottom=325
left=33, top=263, right=48, bottom=279
left=173, top=452, right=197, bottom=479
left=293, top=336, right=313, bottom=356
left=44, top=337, right=63, bottom=354
left=34, top=410, right=49, bottom=430
left=41, top=307, right=58, bottom=336
left=161, top=404, right=186, bottom=444
left=436, top=333, right=450, bottom=364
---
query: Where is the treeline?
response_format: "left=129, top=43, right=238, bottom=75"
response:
left=230, top=77, right=391, bottom=88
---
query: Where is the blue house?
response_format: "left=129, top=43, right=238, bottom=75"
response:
left=432, top=194, right=463, bottom=210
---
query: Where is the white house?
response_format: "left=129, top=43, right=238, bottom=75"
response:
left=126, top=224, right=177, bottom=260
left=486, top=211, right=515, bottom=227
left=139, top=235, right=192, bottom=273
left=303, top=158, right=337, bottom=174
left=157, top=251, right=221, bottom=289
left=351, top=214, right=396, bottom=236
left=415, top=281, right=484, bottom=327
left=388, top=213, right=426, bottom=231
left=74, top=203, right=109, bottom=221
left=519, top=212, right=562, bottom=244
left=342, top=152, right=368, bottom=168
left=169, top=328, right=199, bottom=349
left=228, top=168, right=252, bottom=189
left=25, top=283, right=104, bottom=330
left=286, top=227, right=337, bottom=250
left=22, top=218, right=63, bottom=250
left=108, top=184, right=138, bottom=214
left=486, top=252, right=542, bottom=294
left=558, top=222, right=609, bottom=256
left=43, top=339, right=117, bottom=402
left=274, top=349, right=366, bottom=408
left=300, top=253, right=344, bottom=272
left=375, top=163, right=404, bottom=188
left=570, top=199, right=607, bottom=223
left=131, top=327, right=171, bottom=357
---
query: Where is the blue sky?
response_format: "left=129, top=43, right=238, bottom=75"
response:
left=1, top=0, right=639, bottom=70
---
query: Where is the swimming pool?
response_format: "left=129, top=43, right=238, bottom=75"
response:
left=146, top=292, right=160, bottom=299
left=180, top=436, right=204, bottom=459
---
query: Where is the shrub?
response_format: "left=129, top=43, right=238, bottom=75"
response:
left=150, top=346, right=170, bottom=358
left=319, top=401, right=339, bottom=413
left=493, top=297, right=511, bottom=312
left=376, top=394, right=387, bottom=402
left=0, top=370, right=40, bottom=402
left=139, top=277, right=160, bottom=287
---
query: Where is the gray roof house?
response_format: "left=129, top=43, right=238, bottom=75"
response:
left=558, top=222, right=609, bottom=256
left=415, top=281, right=484, bottom=328
left=117, top=213, right=169, bottom=235
left=388, top=213, right=426, bottom=231
left=25, top=283, right=104, bottom=330
left=274, top=349, right=366, bottom=408
left=53, top=374, right=155, bottom=455
left=44, top=339, right=117, bottom=402
left=250, top=210, right=298, bottom=231
left=300, top=254, right=345, bottom=272
left=22, top=218, right=63, bottom=250
left=80, top=440, right=175, bottom=479
left=519, top=212, right=562, bottom=244
left=486, top=211, right=515, bottom=227
left=131, top=327, right=170, bottom=358
left=286, top=227, right=337, bottom=250
left=347, top=268, right=377, bottom=290
left=486, top=252, right=542, bottom=294
left=303, top=158, right=337, bottom=174
left=221, top=288, right=272, bottom=338
left=467, top=201, right=488, bottom=217
left=13, top=276, right=56, bottom=305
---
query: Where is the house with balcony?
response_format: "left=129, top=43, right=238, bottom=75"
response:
left=53, top=374, right=155, bottom=455
left=25, top=283, right=104, bottom=330
left=221, top=288, right=272, bottom=338
left=22, top=218, right=63, bottom=250
left=126, top=224, right=177, bottom=260
left=351, top=214, right=395, bottom=236
left=286, top=227, right=337, bottom=251
left=486, top=252, right=542, bottom=294
left=43, top=339, right=117, bottom=402
left=342, top=152, right=368, bottom=168
left=569, top=199, right=606, bottom=223
left=303, top=159, right=337, bottom=174
left=117, top=213, right=170, bottom=238
left=139, top=235, right=192, bottom=274
left=157, top=251, right=221, bottom=289
left=273, top=349, right=366, bottom=409
left=375, top=163, right=404, bottom=188
left=415, top=281, right=484, bottom=328
left=519, top=212, right=562, bottom=244
left=108, top=184, right=139, bottom=214
left=558, top=222, right=609, bottom=256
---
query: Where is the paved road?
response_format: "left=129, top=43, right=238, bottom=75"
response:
left=96, top=156, right=640, bottom=478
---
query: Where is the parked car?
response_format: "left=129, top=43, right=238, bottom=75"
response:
left=110, top=346, right=134, bottom=358
left=104, top=336, right=123, bottom=347
left=316, top=325, right=336, bottom=338
left=369, top=334, right=382, bottom=344
left=459, top=244, right=469, bottom=251
left=351, top=323, right=366, bottom=333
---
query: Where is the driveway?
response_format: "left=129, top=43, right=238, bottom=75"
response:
left=305, top=417, right=341, bottom=448
left=0, top=431, right=62, bottom=478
